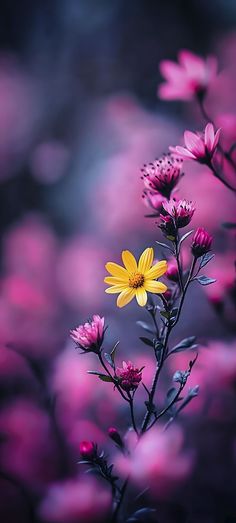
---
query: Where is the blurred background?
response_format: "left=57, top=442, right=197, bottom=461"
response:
left=0, top=0, right=236, bottom=522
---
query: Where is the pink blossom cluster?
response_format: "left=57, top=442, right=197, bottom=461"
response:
left=116, top=361, right=142, bottom=392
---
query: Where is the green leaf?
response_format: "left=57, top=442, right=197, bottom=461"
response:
left=195, top=275, right=216, bottom=285
left=179, top=230, right=194, bottom=245
left=139, top=336, right=154, bottom=347
left=199, top=252, right=215, bottom=269
left=98, top=375, right=114, bottom=382
left=87, top=371, right=113, bottom=382
left=160, top=310, right=170, bottom=319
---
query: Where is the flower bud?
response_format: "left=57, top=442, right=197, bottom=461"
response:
left=108, top=427, right=124, bottom=448
left=166, top=261, right=179, bottom=282
left=162, top=199, right=195, bottom=228
left=79, top=441, right=96, bottom=460
left=191, top=227, right=212, bottom=258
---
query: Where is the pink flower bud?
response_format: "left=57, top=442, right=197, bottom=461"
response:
left=141, top=155, right=183, bottom=199
left=70, top=314, right=105, bottom=352
left=79, top=441, right=96, bottom=460
left=191, top=227, right=213, bottom=258
left=166, top=261, right=179, bottom=282
left=116, top=361, right=142, bottom=392
left=108, top=427, right=124, bottom=448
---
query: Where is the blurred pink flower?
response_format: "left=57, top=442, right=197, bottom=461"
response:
left=191, top=227, right=213, bottom=258
left=116, top=361, right=142, bottom=392
left=115, top=425, right=193, bottom=497
left=142, top=190, right=166, bottom=215
left=141, top=155, right=183, bottom=199
left=0, top=400, right=58, bottom=490
left=165, top=260, right=179, bottom=282
left=158, top=50, right=217, bottom=101
left=39, top=477, right=111, bottom=523
left=79, top=441, right=96, bottom=460
left=172, top=123, right=221, bottom=162
left=70, top=315, right=105, bottom=353
left=30, top=141, right=70, bottom=184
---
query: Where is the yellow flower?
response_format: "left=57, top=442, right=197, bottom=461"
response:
left=104, top=247, right=168, bottom=308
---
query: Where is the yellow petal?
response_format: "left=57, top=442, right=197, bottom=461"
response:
left=105, top=262, right=129, bottom=280
left=105, top=284, right=128, bottom=294
left=135, top=287, right=147, bottom=307
left=104, top=276, right=127, bottom=285
left=117, top=288, right=136, bottom=308
left=122, top=250, right=137, bottom=273
left=138, top=247, right=154, bottom=274
left=145, top=260, right=167, bottom=280
left=144, top=280, right=167, bottom=293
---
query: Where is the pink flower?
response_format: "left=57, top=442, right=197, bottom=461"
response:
left=115, top=425, right=193, bottom=497
left=161, top=199, right=195, bottom=229
left=142, top=191, right=166, bottom=215
left=173, top=123, right=221, bottom=162
left=108, top=427, right=124, bottom=448
left=191, top=227, right=213, bottom=258
left=70, top=315, right=105, bottom=352
left=116, top=361, right=142, bottom=392
left=39, top=477, right=112, bottom=523
left=79, top=441, right=96, bottom=460
left=158, top=50, right=217, bottom=101
left=141, top=155, right=183, bottom=199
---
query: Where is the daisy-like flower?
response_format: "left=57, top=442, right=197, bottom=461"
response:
left=172, top=123, right=221, bottom=162
left=141, top=155, right=183, bottom=199
left=116, top=361, right=142, bottom=391
left=158, top=49, right=217, bottom=101
left=70, top=315, right=105, bottom=352
left=104, top=248, right=167, bottom=307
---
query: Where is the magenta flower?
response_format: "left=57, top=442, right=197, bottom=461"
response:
left=70, top=315, right=105, bottom=352
left=141, top=155, right=183, bottom=199
left=166, top=261, right=179, bottom=282
left=162, top=199, right=195, bottom=229
left=191, top=227, right=213, bottom=258
left=79, top=441, right=96, bottom=460
left=158, top=49, right=217, bottom=101
left=116, top=361, right=142, bottom=392
left=108, top=427, right=124, bottom=448
left=172, top=123, right=221, bottom=162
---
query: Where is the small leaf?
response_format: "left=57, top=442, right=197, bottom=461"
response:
left=222, top=222, right=236, bottom=229
left=155, top=240, right=173, bottom=252
left=160, top=310, right=170, bottom=319
left=104, top=352, right=114, bottom=368
left=87, top=371, right=113, bottom=382
left=199, top=252, right=215, bottom=269
left=166, top=235, right=175, bottom=241
left=171, top=336, right=196, bottom=352
left=136, top=321, right=154, bottom=334
left=110, top=341, right=119, bottom=363
left=139, top=336, right=154, bottom=347
left=195, top=275, right=216, bottom=285
left=98, top=375, right=114, bottom=382
left=126, top=507, right=156, bottom=522
left=179, top=229, right=194, bottom=245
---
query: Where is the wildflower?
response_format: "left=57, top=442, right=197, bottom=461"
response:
left=191, top=227, right=213, bottom=258
left=161, top=199, right=195, bottom=229
left=172, top=123, right=221, bottom=162
left=116, top=361, right=142, bottom=392
left=79, top=441, right=96, bottom=460
left=142, top=190, right=166, bottom=215
left=70, top=315, right=105, bottom=352
left=158, top=49, right=217, bottom=101
left=104, top=248, right=167, bottom=307
left=141, top=155, right=183, bottom=199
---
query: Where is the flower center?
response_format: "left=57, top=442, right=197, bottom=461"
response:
left=129, top=272, right=145, bottom=288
